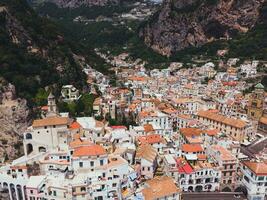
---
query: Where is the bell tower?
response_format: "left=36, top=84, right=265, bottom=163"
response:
left=247, top=83, right=265, bottom=120
left=47, top=92, right=58, bottom=116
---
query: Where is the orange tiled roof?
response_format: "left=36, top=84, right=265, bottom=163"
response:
left=259, top=117, right=267, bottom=125
left=73, top=145, right=106, bottom=157
left=212, top=145, right=235, bottom=161
left=93, top=97, right=101, bottom=106
left=205, top=129, right=219, bottom=136
left=32, top=117, right=70, bottom=128
left=138, top=134, right=163, bottom=145
left=41, top=106, right=48, bottom=111
left=143, top=124, right=154, bottom=133
left=198, top=110, right=246, bottom=129
left=177, top=114, right=192, bottom=119
left=243, top=161, right=267, bottom=176
left=162, top=108, right=177, bottom=114
left=10, top=165, right=27, bottom=170
left=180, top=128, right=202, bottom=137
left=69, top=122, right=81, bottom=130
left=136, top=144, right=157, bottom=162
left=197, top=154, right=207, bottom=160
left=69, top=139, right=92, bottom=149
left=128, top=76, right=148, bottom=82
left=142, top=176, right=180, bottom=200
left=182, top=144, right=203, bottom=153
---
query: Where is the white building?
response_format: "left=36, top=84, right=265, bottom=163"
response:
left=241, top=161, right=267, bottom=200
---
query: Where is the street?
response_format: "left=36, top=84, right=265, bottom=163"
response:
left=183, top=192, right=246, bottom=200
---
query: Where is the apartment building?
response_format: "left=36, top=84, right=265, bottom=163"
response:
left=240, top=161, right=267, bottom=200
left=197, top=110, right=248, bottom=142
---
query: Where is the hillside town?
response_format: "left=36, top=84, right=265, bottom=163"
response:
left=0, top=58, right=267, bottom=200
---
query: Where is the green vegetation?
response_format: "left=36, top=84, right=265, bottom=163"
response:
left=35, top=2, right=134, bottom=20
left=1, top=0, right=266, bottom=109
left=0, top=0, right=106, bottom=107
left=58, top=93, right=96, bottom=117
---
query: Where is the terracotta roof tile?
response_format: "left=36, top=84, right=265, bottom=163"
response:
left=73, top=145, right=106, bottom=157
left=32, top=117, right=70, bottom=128
left=142, top=176, right=180, bottom=200
left=138, top=134, right=164, bottom=145
left=182, top=144, right=203, bottom=153
left=69, top=122, right=81, bottom=130
left=198, top=110, right=246, bottom=129
left=136, top=144, right=157, bottom=163
left=143, top=124, right=154, bottom=133
left=243, top=161, right=267, bottom=176
left=259, top=117, right=267, bottom=125
left=180, top=128, right=202, bottom=137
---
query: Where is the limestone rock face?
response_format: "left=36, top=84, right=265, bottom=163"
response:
left=40, top=0, right=119, bottom=8
left=140, top=0, right=265, bottom=56
left=0, top=81, right=30, bottom=162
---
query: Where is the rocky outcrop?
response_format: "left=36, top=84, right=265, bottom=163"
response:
left=36, top=0, right=119, bottom=8
left=140, top=0, right=265, bottom=56
left=0, top=80, right=29, bottom=162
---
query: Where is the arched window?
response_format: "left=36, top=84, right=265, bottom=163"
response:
left=39, top=146, right=46, bottom=153
left=25, top=133, right=32, bottom=140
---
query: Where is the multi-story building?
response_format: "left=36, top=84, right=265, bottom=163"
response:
left=240, top=161, right=267, bottom=200
left=207, top=145, right=238, bottom=189
left=61, top=85, right=81, bottom=102
left=197, top=110, right=248, bottom=142
left=163, top=156, right=221, bottom=192
left=137, top=109, right=172, bottom=135
left=247, top=83, right=265, bottom=120
left=141, top=176, right=181, bottom=200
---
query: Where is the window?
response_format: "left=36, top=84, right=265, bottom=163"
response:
left=90, top=161, right=94, bottom=167
left=30, top=190, right=33, bottom=194
left=100, top=160, right=104, bottom=166
left=112, top=183, right=117, bottom=187
left=53, top=191, right=57, bottom=196
left=79, top=162, right=83, bottom=168
left=244, top=175, right=250, bottom=183
left=258, top=176, right=264, bottom=181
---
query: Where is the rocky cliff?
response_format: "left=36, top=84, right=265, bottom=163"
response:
left=0, top=0, right=88, bottom=161
left=0, top=80, right=29, bottom=162
left=140, top=0, right=265, bottom=56
left=30, top=0, right=120, bottom=8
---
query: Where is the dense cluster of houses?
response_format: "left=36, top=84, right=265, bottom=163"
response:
left=0, top=60, right=266, bottom=200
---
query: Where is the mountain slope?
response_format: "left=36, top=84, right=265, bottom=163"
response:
left=140, top=0, right=265, bottom=56
left=0, top=0, right=88, bottom=105
left=28, top=0, right=120, bottom=8
left=0, top=0, right=94, bottom=161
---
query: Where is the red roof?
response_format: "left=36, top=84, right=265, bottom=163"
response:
left=111, top=126, right=127, bottom=129
left=41, top=106, right=48, bottom=111
left=176, top=158, right=194, bottom=174
left=222, top=81, right=237, bottom=86
left=73, top=145, right=106, bottom=157
left=138, top=134, right=163, bottom=145
left=205, top=129, right=219, bottom=136
left=70, top=122, right=81, bottom=130
left=182, top=144, right=203, bottom=153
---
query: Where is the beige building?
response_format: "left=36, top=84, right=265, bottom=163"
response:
left=197, top=110, right=248, bottom=142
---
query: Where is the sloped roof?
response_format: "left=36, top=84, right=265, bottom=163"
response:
left=136, top=144, right=157, bottom=163
left=142, top=176, right=180, bottom=200
left=32, top=117, right=70, bottom=128
left=243, top=161, right=267, bottom=176
left=198, top=110, right=246, bottom=129
left=73, top=145, right=106, bottom=157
